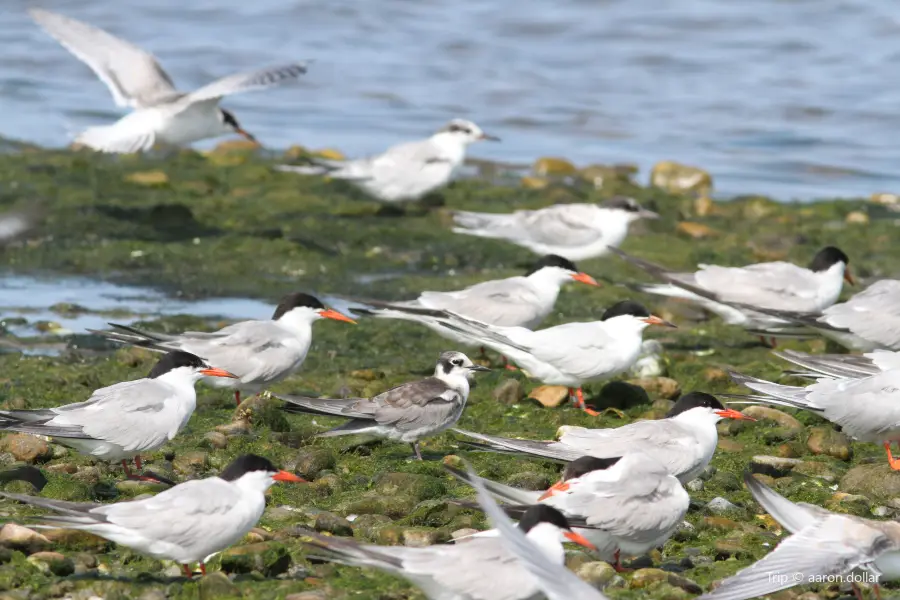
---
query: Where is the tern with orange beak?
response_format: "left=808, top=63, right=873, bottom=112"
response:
left=455, top=392, right=755, bottom=483
left=0, top=454, right=305, bottom=578
left=0, top=351, right=237, bottom=480
left=417, top=300, right=676, bottom=414
left=91, top=292, right=355, bottom=407
left=29, top=9, right=306, bottom=153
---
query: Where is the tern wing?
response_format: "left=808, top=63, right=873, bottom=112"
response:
left=508, top=204, right=606, bottom=247
left=821, top=279, right=900, bottom=349
left=744, top=472, right=828, bottom=534
left=417, top=277, right=546, bottom=327
left=29, top=9, right=178, bottom=108
left=369, top=378, right=463, bottom=432
left=179, top=64, right=307, bottom=105
left=694, top=262, right=823, bottom=311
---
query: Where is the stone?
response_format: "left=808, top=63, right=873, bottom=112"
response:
left=451, top=528, right=479, bottom=542
left=0, top=523, right=50, bottom=553
left=124, top=170, right=169, bottom=186
left=198, top=571, right=242, bottom=599
left=374, top=472, right=446, bottom=501
left=686, top=479, right=704, bottom=492
left=533, top=157, right=577, bottom=177
left=349, top=369, right=384, bottom=381
left=220, top=542, right=291, bottom=577
left=676, top=222, right=717, bottom=239
left=706, top=497, right=739, bottom=515
left=492, top=378, right=525, bottom=404
left=701, top=517, right=744, bottom=532
left=825, top=492, right=871, bottom=513
left=291, top=448, right=336, bottom=479
left=845, top=211, right=869, bottom=225
left=740, top=406, right=803, bottom=432
left=215, top=420, right=252, bottom=436
left=528, top=385, right=569, bottom=408
left=749, top=455, right=803, bottom=478
left=314, top=512, right=353, bottom=537
left=352, top=514, right=393, bottom=539
left=703, top=367, right=729, bottom=383
left=806, top=427, right=852, bottom=461
left=27, top=551, right=74, bottom=576
left=792, top=461, right=838, bottom=482
left=402, top=528, right=444, bottom=547
left=41, top=529, right=108, bottom=551
left=625, top=377, right=681, bottom=400
left=342, top=493, right=417, bottom=519
left=576, top=561, right=616, bottom=587
left=0, top=434, right=51, bottom=464
left=521, top=176, right=549, bottom=190
left=716, top=439, right=746, bottom=453
left=202, top=431, right=228, bottom=450
left=115, top=479, right=169, bottom=495
left=871, top=192, right=900, bottom=206
left=234, top=394, right=291, bottom=432
left=650, top=161, right=713, bottom=196
left=506, top=471, right=552, bottom=491
left=841, top=464, right=900, bottom=500
left=714, top=539, right=750, bottom=559
left=629, top=568, right=669, bottom=588
left=172, top=451, right=209, bottom=475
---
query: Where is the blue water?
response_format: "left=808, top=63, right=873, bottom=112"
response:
left=2, top=0, right=900, bottom=200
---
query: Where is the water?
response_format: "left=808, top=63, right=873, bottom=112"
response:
left=2, top=0, right=900, bottom=200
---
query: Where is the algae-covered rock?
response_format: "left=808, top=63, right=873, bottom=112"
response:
left=125, top=170, right=170, bottom=186
left=235, top=393, right=291, bottom=432
left=841, top=464, right=900, bottom=500
left=533, top=157, right=577, bottom=177
left=220, top=542, right=291, bottom=577
left=0, top=434, right=51, bottom=464
left=27, top=551, right=74, bottom=576
left=576, top=561, right=616, bottom=588
left=374, top=472, right=446, bottom=501
left=314, top=512, right=353, bottom=537
left=806, top=427, right=852, bottom=461
left=291, top=448, right=336, bottom=479
left=506, top=471, right=552, bottom=491
left=199, top=571, right=242, bottom=599
left=173, top=451, right=209, bottom=475
left=351, top=514, right=392, bottom=539
left=650, top=161, right=713, bottom=196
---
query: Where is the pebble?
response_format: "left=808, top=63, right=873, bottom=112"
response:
left=349, top=368, right=384, bottom=381
left=716, top=439, right=746, bottom=453
left=374, top=472, right=446, bottom=501
left=124, top=170, right=169, bottom=186
left=806, top=427, right=852, bottom=461
left=314, top=512, right=353, bottom=537
left=841, top=463, right=900, bottom=500
left=871, top=192, right=900, bottom=206
left=740, top=406, right=803, bottom=432
left=402, top=528, right=443, bottom=547
left=686, top=479, right=704, bottom=492
left=492, top=378, right=524, bottom=404
left=533, top=157, right=577, bottom=177
left=576, top=561, right=616, bottom=587
left=676, top=221, right=717, bottom=239
left=220, top=542, right=291, bottom=577
left=202, top=431, right=229, bottom=450
left=291, top=448, right=336, bottom=479
left=845, top=211, right=869, bottom=224
left=749, top=455, right=803, bottom=478
left=528, top=385, right=569, bottom=408
left=825, top=492, right=871, bottom=513
left=0, top=434, right=51, bottom=464
left=714, top=539, right=749, bottom=559
left=705, top=497, right=739, bottom=514
left=0, top=523, right=49, bottom=553
left=172, top=451, right=209, bottom=475
left=41, top=529, right=108, bottom=551
left=198, top=571, right=242, bottom=599
left=625, top=376, right=681, bottom=400
left=27, top=551, right=74, bottom=576
left=650, top=161, right=713, bottom=196
left=451, top=528, right=479, bottom=543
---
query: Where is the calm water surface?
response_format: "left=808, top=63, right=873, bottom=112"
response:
left=2, top=0, right=900, bottom=200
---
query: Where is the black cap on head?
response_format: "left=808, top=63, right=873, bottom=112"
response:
left=562, top=456, right=622, bottom=481
left=601, top=300, right=651, bottom=321
left=666, top=392, right=724, bottom=418
left=808, top=246, right=850, bottom=272
left=517, top=504, right=571, bottom=533
left=526, top=254, right=579, bottom=276
left=601, top=196, right=642, bottom=213
left=219, top=454, right=278, bottom=481
left=272, top=292, right=325, bottom=320
left=148, top=351, right=207, bottom=378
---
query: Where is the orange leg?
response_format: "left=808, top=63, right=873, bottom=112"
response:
left=884, top=442, right=900, bottom=470
left=570, top=388, right=600, bottom=417
left=612, top=549, right=632, bottom=573
left=200, top=563, right=207, bottom=576
left=235, top=391, right=241, bottom=406
left=875, top=584, right=882, bottom=600
left=182, top=564, right=193, bottom=579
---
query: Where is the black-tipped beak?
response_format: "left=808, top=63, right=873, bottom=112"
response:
left=638, top=209, right=660, bottom=219
left=468, top=365, right=491, bottom=372
left=480, top=133, right=501, bottom=142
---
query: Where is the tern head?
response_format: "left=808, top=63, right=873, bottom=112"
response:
left=517, top=504, right=596, bottom=552
left=272, top=292, right=357, bottom=326
left=219, top=454, right=306, bottom=492
left=666, top=391, right=755, bottom=423
left=149, top=350, right=238, bottom=382
left=539, top=456, right=623, bottom=500
left=600, top=196, right=659, bottom=221
left=809, top=246, right=854, bottom=285
left=219, top=108, right=257, bottom=144
left=601, top=300, right=676, bottom=330
left=435, top=119, right=500, bottom=145
left=435, top=351, right=490, bottom=383
left=526, top=255, right=599, bottom=288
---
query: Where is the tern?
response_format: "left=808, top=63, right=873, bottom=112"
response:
left=696, top=472, right=900, bottom=600
left=611, top=246, right=853, bottom=333
left=0, top=454, right=304, bottom=577
left=90, top=292, right=355, bottom=406
left=300, top=501, right=596, bottom=599
left=455, top=391, right=754, bottom=483
left=0, top=350, right=235, bottom=480
left=773, top=348, right=896, bottom=380
left=422, top=300, right=675, bottom=415
left=452, top=197, right=659, bottom=261
left=448, top=453, right=690, bottom=572
left=278, top=351, right=489, bottom=460
left=276, top=119, right=498, bottom=204
left=29, top=8, right=306, bottom=153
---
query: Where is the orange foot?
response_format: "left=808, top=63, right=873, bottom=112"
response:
left=885, top=442, right=900, bottom=470
left=569, top=387, right=600, bottom=416
left=613, top=550, right=633, bottom=573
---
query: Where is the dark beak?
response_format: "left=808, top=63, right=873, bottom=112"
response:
left=479, top=133, right=501, bottom=142
left=468, top=365, right=491, bottom=372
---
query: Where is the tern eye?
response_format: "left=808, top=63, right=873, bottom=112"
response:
left=448, top=124, right=470, bottom=134
left=451, top=358, right=464, bottom=366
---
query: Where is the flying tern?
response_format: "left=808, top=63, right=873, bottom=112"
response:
left=0, top=454, right=304, bottom=577
left=0, top=351, right=235, bottom=479
left=29, top=8, right=306, bottom=153
left=452, top=197, right=659, bottom=261
left=278, top=351, right=489, bottom=460
left=276, top=119, right=498, bottom=204
left=90, top=292, right=355, bottom=406
left=455, top=391, right=754, bottom=483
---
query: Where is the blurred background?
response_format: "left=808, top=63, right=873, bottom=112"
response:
left=2, top=0, right=900, bottom=200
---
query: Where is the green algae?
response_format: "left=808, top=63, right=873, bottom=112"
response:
left=0, top=145, right=896, bottom=598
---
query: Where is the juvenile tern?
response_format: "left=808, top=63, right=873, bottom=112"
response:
left=29, top=8, right=306, bottom=153
left=467, top=464, right=610, bottom=600
left=90, top=292, right=355, bottom=406
left=452, top=197, right=659, bottom=261
left=275, top=119, right=498, bottom=203
left=0, top=351, right=236, bottom=479
left=0, top=454, right=304, bottom=577
left=448, top=453, right=690, bottom=571
left=278, top=351, right=489, bottom=459
left=727, top=368, right=900, bottom=469
left=696, top=472, right=900, bottom=600
left=611, top=246, right=853, bottom=330
left=455, top=391, right=754, bottom=482
left=426, top=300, right=675, bottom=415
left=300, top=502, right=596, bottom=599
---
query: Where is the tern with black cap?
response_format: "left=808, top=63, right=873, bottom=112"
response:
left=276, top=118, right=499, bottom=204
left=455, top=391, right=754, bottom=482
left=279, top=351, right=489, bottom=460
left=0, top=454, right=304, bottom=578
left=0, top=351, right=236, bottom=480
left=452, top=197, right=659, bottom=261
left=29, top=9, right=306, bottom=153
left=90, top=292, right=355, bottom=406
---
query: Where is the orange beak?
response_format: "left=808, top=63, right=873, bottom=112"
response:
left=200, top=367, right=239, bottom=378
left=236, top=128, right=257, bottom=143
left=641, top=315, right=677, bottom=328
left=538, top=481, right=570, bottom=501
left=844, top=268, right=855, bottom=286
left=715, top=408, right=756, bottom=421
left=570, top=272, right=600, bottom=287
left=318, top=309, right=357, bottom=324
left=272, top=470, right=306, bottom=483
left=564, top=531, right=597, bottom=551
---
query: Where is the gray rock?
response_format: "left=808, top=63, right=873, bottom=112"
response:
left=198, top=571, right=242, bottom=599
left=686, top=479, right=704, bottom=492
left=172, top=451, right=209, bottom=475
left=706, top=497, right=739, bottom=514
left=873, top=506, right=894, bottom=518
left=351, top=514, right=392, bottom=539
left=291, top=448, right=336, bottom=479
left=749, top=455, right=803, bottom=478
left=202, top=431, right=228, bottom=449
left=576, top=561, right=616, bottom=588
left=841, top=464, right=900, bottom=500
left=314, top=512, right=353, bottom=537
left=492, top=378, right=524, bottom=404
